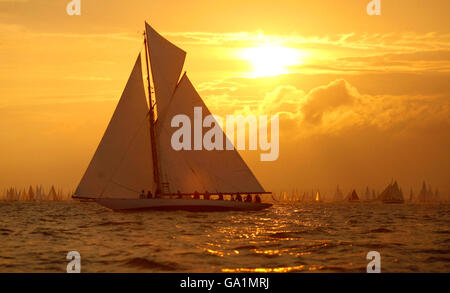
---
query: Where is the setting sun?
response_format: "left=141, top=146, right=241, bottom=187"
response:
left=240, top=45, right=305, bottom=77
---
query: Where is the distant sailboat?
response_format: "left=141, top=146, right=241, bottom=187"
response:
left=28, top=186, right=35, bottom=201
left=418, top=181, right=439, bottom=203
left=333, top=185, right=344, bottom=202
left=315, top=191, right=321, bottom=202
left=48, top=186, right=58, bottom=201
left=73, top=22, right=272, bottom=211
left=379, top=181, right=404, bottom=204
left=364, top=186, right=371, bottom=202
left=434, top=189, right=440, bottom=202
left=347, top=190, right=360, bottom=202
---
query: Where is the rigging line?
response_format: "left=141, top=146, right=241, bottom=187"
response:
left=229, top=146, right=264, bottom=189
left=108, top=180, right=141, bottom=194
left=171, top=145, right=208, bottom=192
left=206, top=163, right=246, bottom=191
left=159, top=119, right=245, bottom=193
left=188, top=147, right=249, bottom=191
left=155, top=72, right=187, bottom=133
left=99, top=113, right=151, bottom=198
left=144, top=33, right=161, bottom=193
left=158, top=119, right=209, bottom=192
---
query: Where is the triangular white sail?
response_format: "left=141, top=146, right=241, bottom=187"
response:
left=156, top=74, right=265, bottom=194
left=145, top=22, right=186, bottom=122
left=48, top=186, right=57, bottom=200
left=75, top=55, right=155, bottom=199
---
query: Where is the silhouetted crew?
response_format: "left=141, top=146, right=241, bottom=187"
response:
left=245, top=194, right=252, bottom=202
left=204, top=191, right=210, bottom=200
left=147, top=190, right=152, bottom=199
left=255, top=194, right=262, bottom=203
left=236, top=193, right=243, bottom=202
left=218, top=194, right=224, bottom=200
left=140, top=190, right=145, bottom=199
left=193, top=190, right=200, bottom=199
left=177, top=190, right=182, bottom=199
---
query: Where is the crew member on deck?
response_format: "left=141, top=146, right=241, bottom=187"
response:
left=236, top=193, right=243, bottom=202
left=255, top=194, right=262, bottom=203
left=245, top=194, right=252, bottom=202
left=147, top=190, right=152, bottom=199
left=204, top=191, right=210, bottom=200
left=177, top=190, right=182, bottom=199
left=218, top=194, right=224, bottom=200
left=140, top=190, right=145, bottom=199
left=193, top=190, right=200, bottom=199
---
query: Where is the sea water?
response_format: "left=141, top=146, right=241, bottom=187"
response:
left=0, top=202, right=448, bottom=272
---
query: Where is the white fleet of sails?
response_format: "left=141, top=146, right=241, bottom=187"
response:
left=270, top=180, right=443, bottom=203
left=1, top=185, right=69, bottom=201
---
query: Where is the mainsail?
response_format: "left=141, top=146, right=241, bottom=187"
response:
left=156, top=74, right=265, bottom=194
left=75, top=55, right=155, bottom=199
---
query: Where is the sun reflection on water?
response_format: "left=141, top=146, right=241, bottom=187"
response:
left=222, top=265, right=306, bottom=273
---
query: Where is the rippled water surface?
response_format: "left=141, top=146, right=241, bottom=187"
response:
left=0, top=202, right=449, bottom=272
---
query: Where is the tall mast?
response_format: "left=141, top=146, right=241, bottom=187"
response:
left=144, top=30, right=161, bottom=194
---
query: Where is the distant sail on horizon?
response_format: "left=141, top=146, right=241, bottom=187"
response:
left=347, top=189, right=359, bottom=202
left=334, top=185, right=343, bottom=201
left=379, top=181, right=404, bottom=204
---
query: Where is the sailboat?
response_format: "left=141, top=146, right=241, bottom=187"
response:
left=347, top=190, right=360, bottom=202
left=72, top=22, right=272, bottom=212
left=379, top=181, right=404, bottom=204
left=364, top=186, right=371, bottom=202
left=418, top=181, right=438, bottom=203
left=315, top=191, right=322, bottom=202
left=333, top=185, right=344, bottom=202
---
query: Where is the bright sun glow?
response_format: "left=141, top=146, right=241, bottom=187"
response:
left=241, top=45, right=306, bottom=77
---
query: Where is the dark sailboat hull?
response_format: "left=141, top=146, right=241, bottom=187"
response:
left=96, top=198, right=272, bottom=212
left=382, top=200, right=404, bottom=204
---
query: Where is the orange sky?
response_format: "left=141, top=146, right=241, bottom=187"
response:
left=0, top=0, right=449, bottom=197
